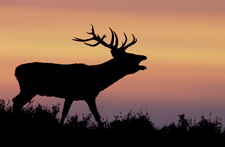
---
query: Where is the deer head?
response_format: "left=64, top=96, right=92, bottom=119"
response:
left=72, top=25, right=147, bottom=74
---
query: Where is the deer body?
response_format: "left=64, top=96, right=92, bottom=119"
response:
left=15, top=60, right=128, bottom=99
left=13, top=25, right=147, bottom=127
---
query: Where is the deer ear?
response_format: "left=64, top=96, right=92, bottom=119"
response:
left=111, top=50, right=125, bottom=58
left=111, top=50, right=117, bottom=58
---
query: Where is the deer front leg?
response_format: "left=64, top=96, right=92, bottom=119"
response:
left=60, top=99, right=73, bottom=125
left=85, top=99, right=103, bottom=128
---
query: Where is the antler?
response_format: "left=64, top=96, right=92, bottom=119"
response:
left=72, top=25, right=137, bottom=51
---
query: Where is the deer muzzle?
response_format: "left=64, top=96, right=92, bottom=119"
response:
left=139, top=55, right=147, bottom=70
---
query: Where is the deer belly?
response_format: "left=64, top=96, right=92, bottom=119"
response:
left=36, top=83, right=98, bottom=100
left=36, top=83, right=74, bottom=98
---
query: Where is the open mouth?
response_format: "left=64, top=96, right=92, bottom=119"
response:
left=139, top=65, right=146, bottom=70
left=138, top=56, right=147, bottom=70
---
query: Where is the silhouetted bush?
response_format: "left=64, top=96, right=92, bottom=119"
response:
left=0, top=99, right=225, bottom=147
left=108, top=111, right=155, bottom=132
left=65, top=113, right=98, bottom=130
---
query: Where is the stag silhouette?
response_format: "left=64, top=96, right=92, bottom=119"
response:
left=12, top=25, right=147, bottom=127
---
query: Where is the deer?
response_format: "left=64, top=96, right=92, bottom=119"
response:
left=12, top=25, right=147, bottom=128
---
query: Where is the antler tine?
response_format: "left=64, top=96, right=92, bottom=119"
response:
left=121, top=34, right=137, bottom=51
left=86, top=24, right=96, bottom=36
left=119, top=33, right=128, bottom=50
left=113, top=31, right=119, bottom=49
left=83, top=42, right=100, bottom=47
left=109, top=28, right=115, bottom=47
left=108, top=27, right=120, bottom=50
left=72, top=36, right=93, bottom=42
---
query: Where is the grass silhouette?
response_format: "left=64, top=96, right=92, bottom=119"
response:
left=0, top=99, right=225, bottom=147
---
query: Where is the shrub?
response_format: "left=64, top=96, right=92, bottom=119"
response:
left=109, top=111, right=155, bottom=132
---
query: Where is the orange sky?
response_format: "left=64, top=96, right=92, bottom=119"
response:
left=1, top=0, right=225, bottom=125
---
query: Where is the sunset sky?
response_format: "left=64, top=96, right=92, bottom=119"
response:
left=1, top=0, right=225, bottom=126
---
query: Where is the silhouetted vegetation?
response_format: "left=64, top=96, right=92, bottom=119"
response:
left=0, top=99, right=225, bottom=147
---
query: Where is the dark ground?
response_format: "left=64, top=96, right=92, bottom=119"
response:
left=1, top=99, right=225, bottom=147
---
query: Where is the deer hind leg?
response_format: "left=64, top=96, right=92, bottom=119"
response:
left=86, top=99, right=103, bottom=128
left=12, top=90, right=36, bottom=112
left=60, top=99, right=73, bottom=125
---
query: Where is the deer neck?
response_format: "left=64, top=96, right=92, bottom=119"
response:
left=101, top=59, right=127, bottom=76
left=96, top=59, right=127, bottom=91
